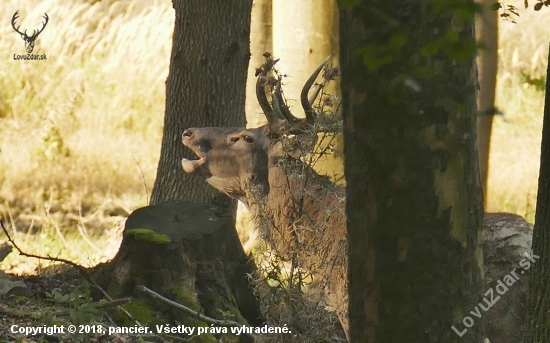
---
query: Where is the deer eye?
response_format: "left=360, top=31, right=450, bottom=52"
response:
left=243, top=135, right=254, bottom=143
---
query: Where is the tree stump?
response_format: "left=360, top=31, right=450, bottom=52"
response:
left=483, top=212, right=532, bottom=343
left=94, top=200, right=263, bottom=342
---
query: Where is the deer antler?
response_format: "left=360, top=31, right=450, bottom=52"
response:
left=11, top=11, right=25, bottom=36
left=256, top=54, right=331, bottom=133
left=33, top=13, right=49, bottom=38
left=300, top=55, right=331, bottom=124
left=11, top=11, right=48, bottom=39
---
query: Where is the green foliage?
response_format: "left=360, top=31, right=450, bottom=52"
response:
left=420, top=29, right=477, bottom=62
left=116, top=299, right=161, bottom=326
left=356, top=31, right=409, bottom=72
left=33, top=127, right=71, bottom=161
left=349, top=0, right=478, bottom=75
left=45, top=283, right=100, bottom=327
left=521, top=71, right=547, bottom=91
left=432, top=0, right=481, bottom=20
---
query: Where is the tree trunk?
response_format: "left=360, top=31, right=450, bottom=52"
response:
left=476, top=0, right=498, bottom=206
left=238, top=0, right=274, bottom=255
left=272, top=0, right=344, bottom=183
left=272, top=0, right=338, bottom=100
left=97, top=201, right=263, bottom=337
left=526, top=43, right=550, bottom=343
left=150, top=0, right=252, bottom=207
left=94, top=1, right=261, bottom=338
left=340, top=1, right=484, bottom=342
left=246, top=0, right=272, bottom=128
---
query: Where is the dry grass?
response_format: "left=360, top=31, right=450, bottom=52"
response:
left=0, top=0, right=546, bottom=274
left=0, top=0, right=173, bottom=272
left=487, top=5, right=550, bottom=221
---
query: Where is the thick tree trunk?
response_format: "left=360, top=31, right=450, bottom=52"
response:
left=476, top=0, right=498, bottom=206
left=526, top=44, right=550, bottom=343
left=340, top=1, right=484, bottom=342
left=95, top=1, right=261, bottom=338
left=150, top=0, right=252, bottom=206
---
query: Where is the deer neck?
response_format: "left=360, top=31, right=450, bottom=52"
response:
left=243, top=162, right=345, bottom=258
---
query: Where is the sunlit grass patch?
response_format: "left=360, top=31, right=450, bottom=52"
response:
left=0, top=0, right=173, bottom=272
left=486, top=6, right=550, bottom=220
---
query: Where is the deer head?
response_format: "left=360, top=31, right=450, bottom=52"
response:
left=12, top=11, right=49, bottom=54
left=181, top=55, right=338, bottom=208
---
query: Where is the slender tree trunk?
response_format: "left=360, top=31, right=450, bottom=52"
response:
left=526, top=43, right=550, bottom=343
left=272, top=0, right=338, bottom=107
left=238, top=0, right=273, bottom=253
left=272, top=0, right=343, bottom=182
left=151, top=0, right=252, bottom=206
left=476, top=0, right=498, bottom=206
left=340, top=1, right=484, bottom=342
left=245, top=0, right=272, bottom=128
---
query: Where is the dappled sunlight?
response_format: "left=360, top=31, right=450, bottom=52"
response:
left=0, top=0, right=547, bottom=276
left=0, top=0, right=172, bottom=272
left=487, top=6, right=550, bottom=220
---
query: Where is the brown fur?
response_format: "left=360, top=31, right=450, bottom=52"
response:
left=180, top=58, right=530, bottom=342
left=182, top=125, right=350, bottom=338
left=181, top=125, right=532, bottom=343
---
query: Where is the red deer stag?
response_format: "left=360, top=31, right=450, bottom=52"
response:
left=181, top=55, right=530, bottom=343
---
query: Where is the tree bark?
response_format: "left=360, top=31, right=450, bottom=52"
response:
left=151, top=0, right=252, bottom=206
left=526, top=43, right=550, bottom=343
left=95, top=1, right=261, bottom=338
left=476, top=0, right=498, bottom=206
left=95, top=201, right=262, bottom=342
left=340, top=1, right=484, bottom=342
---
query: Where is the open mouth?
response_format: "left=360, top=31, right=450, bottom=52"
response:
left=181, top=130, right=206, bottom=173
left=181, top=155, right=205, bottom=173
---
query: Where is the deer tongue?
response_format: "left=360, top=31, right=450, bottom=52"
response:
left=181, top=157, right=205, bottom=173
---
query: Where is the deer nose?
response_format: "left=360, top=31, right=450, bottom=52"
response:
left=182, top=129, right=194, bottom=139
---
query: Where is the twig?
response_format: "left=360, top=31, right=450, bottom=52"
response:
left=138, top=285, right=256, bottom=341
left=0, top=219, right=142, bottom=328
left=131, top=154, right=150, bottom=205
left=44, top=204, right=85, bottom=260
left=50, top=298, right=133, bottom=317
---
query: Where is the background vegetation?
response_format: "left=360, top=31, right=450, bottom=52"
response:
left=0, top=0, right=546, bottom=272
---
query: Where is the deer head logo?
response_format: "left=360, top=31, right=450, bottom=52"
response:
left=11, top=11, right=49, bottom=54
